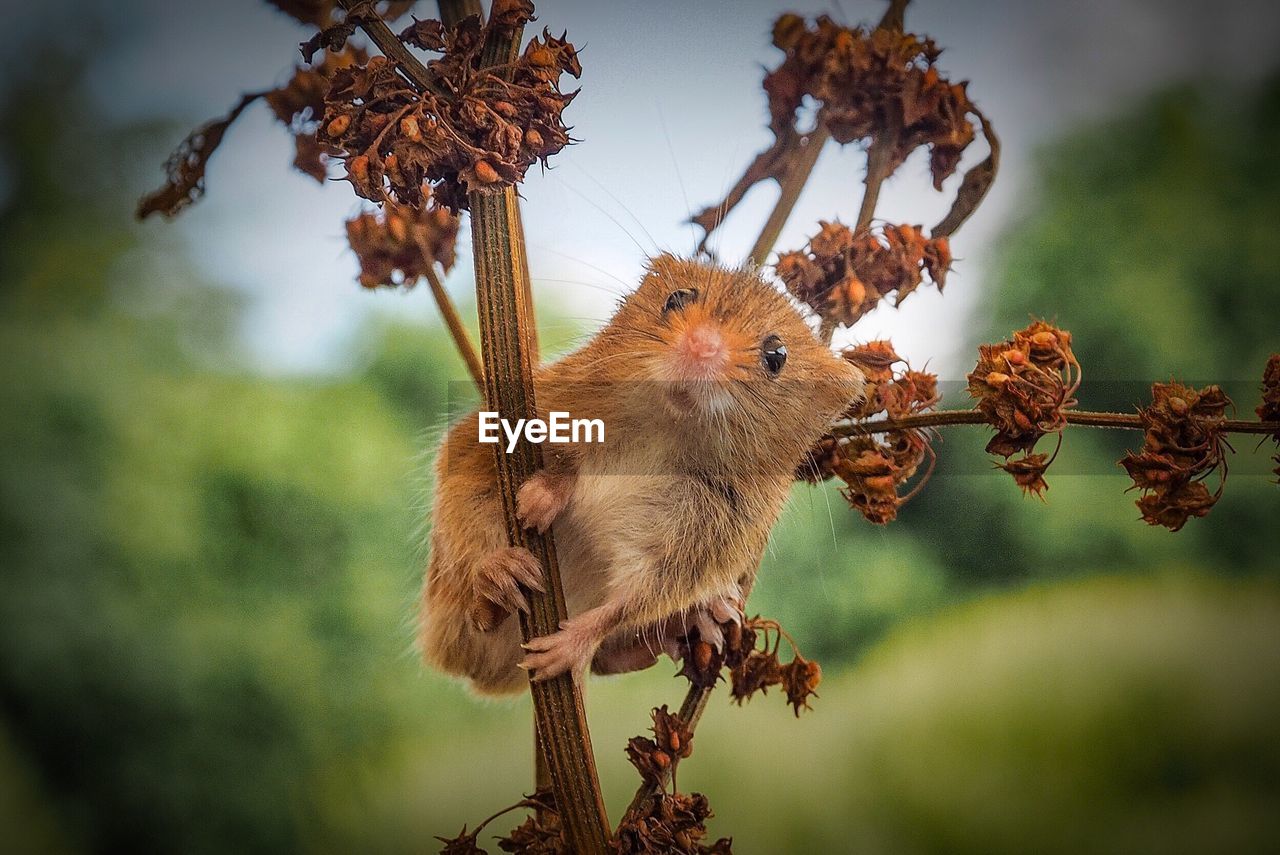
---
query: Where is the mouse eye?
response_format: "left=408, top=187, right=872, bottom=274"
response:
left=761, top=334, right=787, bottom=376
left=663, top=288, right=699, bottom=314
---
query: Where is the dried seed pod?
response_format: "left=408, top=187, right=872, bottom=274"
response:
left=1260, top=354, right=1280, bottom=480
left=812, top=341, right=938, bottom=522
left=616, top=791, right=730, bottom=855
left=998, top=451, right=1053, bottom=500
left=1120, top=381, right=1232, bottom=531
left=693, top=12, right=987, bottom=248
left=729, top=650, right=783, bottom=703
left=775, top=222, right=951, bottom=330
left=345, top=194, right=460, bottom=289
left=968, top=320, right=1080, bottom=478
left=780, top=654, right=822, bottom=717
left=317, top=15, right=581, bottom=211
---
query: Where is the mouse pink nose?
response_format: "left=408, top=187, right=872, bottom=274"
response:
left=675, top=323, right=727, bottom=377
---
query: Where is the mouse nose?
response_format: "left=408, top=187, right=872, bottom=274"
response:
left=675, top=322, right=727, bottom=379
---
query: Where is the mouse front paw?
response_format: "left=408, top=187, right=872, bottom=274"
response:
left=516, top=471, right=572, bottom=534
left=518, top=617, right=598, bottom=682
left=469, top=546, right=546, bottom=633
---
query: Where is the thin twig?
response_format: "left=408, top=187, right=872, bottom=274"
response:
left=420, top=260, right=484, bottom=388
left=336, top=0, right=452, bottom=98
left=854, top=0, right=909, bottom=232
left=624, top=678, right=714, bottom=818
left=831, top=408, right=1280, bottom=437
left=855, top=129, right=896, bottom=231
left=749, top=125, right=829, bottom=266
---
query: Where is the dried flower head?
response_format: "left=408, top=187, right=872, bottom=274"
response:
left=436, top=826, right=487, bottom=855
left=1260, top=355, right=1280, bottom=423
left=802, top=341, right=938, bottom=523
left=625, top=706, right=694, bottom=789
left=967, top=321, right=1079, bottom=495
left=692, top=9, right=995, bottom=251
left=139, top=46, right=369, bottom=219
left=997, top=447, right=1055, bottom=500
left=496, top=789, right=564, bottom=854
left=779, top=654, right=821, bottom=717
left=728, top=649, right=783, bottom=703
left=766, top=15, right=975, bottom=188
left=317, top=10, right=580, bottom=210
left=1260, top=354, right=1280, bottom=480
left=345, top=196, right=460, bottom=288
left=615, top=793, right=731, bottom=855
left=776, top=222, right=951, bottom=329
left=1120, top=382, right=1232, bottom=531
left=438, top=789, right=563, bottom=855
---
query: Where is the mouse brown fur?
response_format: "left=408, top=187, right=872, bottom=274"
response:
left=420, top=253, right=864, bottom=694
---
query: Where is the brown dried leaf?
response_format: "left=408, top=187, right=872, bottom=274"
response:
left=292, top=132, right=331, bottom=182
left=137, top=92, right=262, bottom=219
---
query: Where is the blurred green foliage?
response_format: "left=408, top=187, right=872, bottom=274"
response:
left=0, top=51, right=1277, bottom=855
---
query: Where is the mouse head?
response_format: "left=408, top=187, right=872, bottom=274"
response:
left=597, top=254, right=865, bottom=463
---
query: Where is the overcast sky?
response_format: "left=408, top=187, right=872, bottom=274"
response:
left=13, top=0, right=1280, bottom=376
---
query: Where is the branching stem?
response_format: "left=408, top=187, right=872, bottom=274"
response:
left=749, top=125, right=829, bottom=266
left=336, top=0, right=451, bottom=98
left=419, top=260, right=484, bottom=388
left=832, top=409, right=1280, bottom=437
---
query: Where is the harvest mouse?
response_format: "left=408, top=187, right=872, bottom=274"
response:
left=420, top=253, right=864, bottom=694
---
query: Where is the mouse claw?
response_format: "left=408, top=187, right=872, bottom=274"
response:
left=518, top=622, right=596, bottom=682
left=693, top=611, right=725, bottom=652
left=709, top=597, right=742, bottom=626
left=472, top=547, right=544, bottom=632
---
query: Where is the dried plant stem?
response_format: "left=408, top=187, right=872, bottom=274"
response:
left=879, top=0, right=910, bottom=30
left=854, top=0, right=909, bottom=232
left=625, top=679, right=713, bottom=817
left=438, top=0, right=481, bottom=28
left=514, top=198, right=539, bottom=364
left=464, top=11, right=612, bottom=853
left=856, top=130, right=896, bottom=231
left=336, top=0, right=451, bottom=98
left=749, top=125, right=829, bottom=266
left=832, top=408, right=1280, bottom=437
left=471, top=180, right=610, bottom=855
left=420, top=256, right=484, bottom=389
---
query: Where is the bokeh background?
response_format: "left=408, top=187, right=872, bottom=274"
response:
left=3, top=0, right=1280, bottom=852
